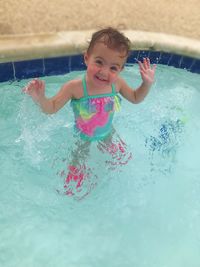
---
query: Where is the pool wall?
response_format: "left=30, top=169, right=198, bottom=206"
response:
left=0, top=30, right=200, bottom=82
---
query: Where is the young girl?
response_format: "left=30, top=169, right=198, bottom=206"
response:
left=24, top=27, right=156, bottom=197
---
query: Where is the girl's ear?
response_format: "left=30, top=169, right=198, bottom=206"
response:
left=84, top=52, right=89, bottom=66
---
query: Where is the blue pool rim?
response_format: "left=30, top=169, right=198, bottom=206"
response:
left=0, top=50, right=199, bottom=82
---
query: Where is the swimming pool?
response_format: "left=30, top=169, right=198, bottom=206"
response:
left=0, top=51, right=200, bottom=267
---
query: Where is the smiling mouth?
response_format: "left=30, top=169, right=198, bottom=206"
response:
left=95, top=75, right=108, bottom=82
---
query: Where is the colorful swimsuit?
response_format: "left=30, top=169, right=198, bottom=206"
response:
left=70, top=76, right=121, bottom=141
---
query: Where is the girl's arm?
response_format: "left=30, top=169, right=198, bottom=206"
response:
left=23, top=79, right=75, bottom=114
left=119, top=58, right=156, bottom=104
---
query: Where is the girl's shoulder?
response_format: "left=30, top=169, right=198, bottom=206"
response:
left=64, top=78, right=84, bottom=99
left=114, top=76, right=125, bottom=93
left=66, top=78, right=82, bottom=88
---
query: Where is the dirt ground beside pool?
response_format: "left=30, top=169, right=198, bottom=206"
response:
left=0, top=0, right=200, bottom=40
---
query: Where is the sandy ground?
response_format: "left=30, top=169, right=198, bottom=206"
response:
left=0, top=0, right=200, bottom=40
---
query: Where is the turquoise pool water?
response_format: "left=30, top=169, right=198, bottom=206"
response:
left=0, top=65, right=200, bottom=267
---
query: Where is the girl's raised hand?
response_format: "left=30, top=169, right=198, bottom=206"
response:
left=138, top=58, right=156, bottom=87
left=23, top=79, right=45, bottom=103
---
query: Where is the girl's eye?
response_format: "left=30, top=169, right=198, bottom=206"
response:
left=95, top=60, right=103, bottom=65
left=110, top=66, right=118, bottom=72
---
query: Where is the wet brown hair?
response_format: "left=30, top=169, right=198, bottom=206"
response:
left=87, top=27, right=131, bottom=58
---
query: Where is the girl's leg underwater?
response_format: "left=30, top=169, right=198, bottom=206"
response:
left=97, top=129, right=132, bottom=168
left=64, top=140, right=97, bottom=198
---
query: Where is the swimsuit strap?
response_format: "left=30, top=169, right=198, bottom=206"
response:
left=82, top=76, right=88, bottom=97
left=111, top=83, right=116, bottom=94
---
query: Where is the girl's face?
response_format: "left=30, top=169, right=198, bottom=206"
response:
left=84, top=42, right=126, bottom=89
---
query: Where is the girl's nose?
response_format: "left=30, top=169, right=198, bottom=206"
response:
left=100, top=66, right=109, bottom=75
